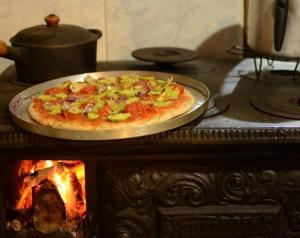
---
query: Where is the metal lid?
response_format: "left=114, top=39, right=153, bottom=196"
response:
left=10, top=14, right=102, bottom=48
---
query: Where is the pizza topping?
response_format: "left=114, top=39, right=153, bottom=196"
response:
left=42, top=102, right=55, bottom=110
left=46, top=87, right=67, bottom=95
left=82, top=103, right=95, bottom=115
left=120, top=75, right=139, bottom=88
left=148, top=88, right=162, bottom=95
left=55, top=93, right=68, bottom=100
left=93, top=100, right=105, bottom=111
left=164, top=77, right=173, bottom=88
left=31, top=74, right=192, bottom=124
left=153, top=100, right=173, bottom=107
left=105, top=86, right=118, bottom=99
left=42, top=102, right=62, bottom=115
left=69, top=82, right=86, bottom=93
left=84, top=76, right=98, bottom=86
left=97, top=84, right=107, bottom=94
left=125, top=97, right=140, bottom=104
left=136, top=80, right=151, bottom=92
left=164, top=86, right=180, bottom=100
left=37, top=94, right=56, bottom=102
left=87, top=112, right=100, bottom=120
left=62, top=101, right=70, bottom=111
left=67, top=103, right=83, bottom=115
left=66, top=94, right=77, bottom=102
left=119, top=88, right=138, bottom=97
left=58, top=81, right=71, bottom=89
left=50, top=105, right=62, bottom=115
left=107, top=112, right=131, bottom=122
left=107, top=99, right=126, bottom=114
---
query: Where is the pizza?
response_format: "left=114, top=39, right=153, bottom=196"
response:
left=28, top=74, right=195, bottom=130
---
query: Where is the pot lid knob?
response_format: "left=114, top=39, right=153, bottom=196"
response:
left=45, top=14, right=60, bottom=27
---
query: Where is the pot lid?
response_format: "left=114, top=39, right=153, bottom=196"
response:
left=10, top=14, right=102, bottom=48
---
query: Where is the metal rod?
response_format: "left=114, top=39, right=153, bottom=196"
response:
left=267, top=59, right=274, bottom=66
left=253, top=57, right=263, bottom=80
left=293, top=61, right=299, bottom=81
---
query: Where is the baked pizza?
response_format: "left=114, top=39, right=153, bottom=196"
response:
left=28, top=74, right=195, bottom=130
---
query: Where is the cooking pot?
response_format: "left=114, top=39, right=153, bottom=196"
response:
left=0, top=14, right=102, bottom=83
left=247, top=0, right=300, bottom=60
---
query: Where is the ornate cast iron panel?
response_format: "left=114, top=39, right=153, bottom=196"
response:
left=96, top=153, right=300, bottom=238
left=158, top=205, right=280, bottom=238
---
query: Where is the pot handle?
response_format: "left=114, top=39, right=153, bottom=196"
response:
left=88, top=29, right=103, bottom=39
left=0, top=41, right=8, bottom=57
left=0, top=41, right=24, bottom=61
left=45, top=14, right=60, bottom=27
left=227, top=45, right=248, bottom=56
left=274, top=0, right=289, bottom=51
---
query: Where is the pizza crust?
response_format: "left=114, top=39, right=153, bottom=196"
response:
left=28, top=89, right=195, bottom=131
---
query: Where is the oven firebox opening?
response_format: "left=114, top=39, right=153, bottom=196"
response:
left=6, top=160, right=86, bottom=238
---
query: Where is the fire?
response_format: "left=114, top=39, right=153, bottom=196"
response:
left=53, top=173, right=69, bottom=203
left=15, top=160, right=86, bottom=221
left=45, top=160, right=54, bottom=168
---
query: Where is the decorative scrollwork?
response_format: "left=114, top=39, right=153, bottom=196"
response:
left=122, top=170, right=165, bottom=208
left=216, top=168, right=256, bottom=203
left=256, top=170, right=278, bottom=192
left=155, top=173, right=212, bottom=207
left=106, top=209, right=152, bottom=238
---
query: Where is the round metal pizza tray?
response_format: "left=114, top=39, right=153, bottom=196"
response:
left=9, top=71, right=210, bottom=140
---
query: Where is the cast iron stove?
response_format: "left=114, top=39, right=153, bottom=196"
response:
left=0, top=57, right=300, bottom=238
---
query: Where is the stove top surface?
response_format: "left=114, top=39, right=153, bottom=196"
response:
left=196, top=59, right=300, bottom=129
left=0, top=58, right=299, bottom=145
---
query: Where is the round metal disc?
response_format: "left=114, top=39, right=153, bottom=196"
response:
left=132, top=47, right=199, bottom=65
left=251, top=95, right=300, bottom=119
left=9, top=71, right=210, bottom=140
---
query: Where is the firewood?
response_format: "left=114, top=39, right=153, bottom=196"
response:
left=9, top=219, right=22, bottom=231
left=16, top=163, right=65, bottom=210
left=32, top=180, right=66, bottom=234
left=24, top=162, right=65, bottom=187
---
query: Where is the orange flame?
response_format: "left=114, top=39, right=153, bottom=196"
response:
left=15, top=160, right=86, bottom=221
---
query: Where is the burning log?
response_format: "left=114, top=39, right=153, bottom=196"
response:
left=24, top=162, right=65, bottom=187
left=16, top=162, right=65, bottom=210
left=12, top=160, right=86, bottom=235
left=32, top=180, right=66, bottom=234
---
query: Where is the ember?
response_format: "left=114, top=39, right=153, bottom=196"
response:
left=9, top=160, right=86, bottom=236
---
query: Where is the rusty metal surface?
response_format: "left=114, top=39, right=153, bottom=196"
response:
left=0, top=58, right=300, bottom=146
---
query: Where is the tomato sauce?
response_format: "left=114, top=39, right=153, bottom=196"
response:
left=125, top=102, right=158, bottom=120
left=98, top=104, right=111, bottom=117
left=79, top=85, right=98, bottom=95
left=45, top=87, right=68, bottom=95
